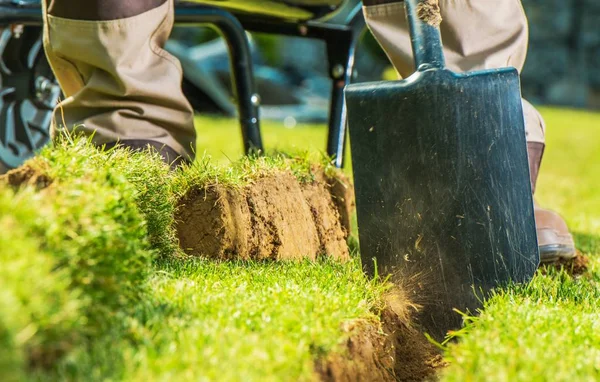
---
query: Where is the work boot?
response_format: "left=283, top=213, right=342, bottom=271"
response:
left=534, top=203, right=576, bottom=263
left=41, top=0, right=196, bottom=166
left=528, top=142, right=576, bottom=262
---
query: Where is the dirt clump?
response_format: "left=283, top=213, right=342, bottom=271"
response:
left=301, top=167, right=353, bottom=256
left=541, top=252, right=589, bottom=276
left=417, top=0, right=442, bottom=27
left=325, top=170, right=355, bottom=238
left=0, top=164, right=53, bottom=190
left=315, top=288, right=445, bottom=382
left=176, top=169, right=350, bottom=261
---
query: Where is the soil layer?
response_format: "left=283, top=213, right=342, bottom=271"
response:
left=0, top=164, right=52, bottom=190
left=315, top=290, right=445, bottom=382
left=326, top=170, right=355, bottom=239
left=541, top=253, right=590, bottom=276
left=176, top=168, right=352, bottom=261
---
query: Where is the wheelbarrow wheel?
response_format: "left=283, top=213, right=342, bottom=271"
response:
left=0, top=26, right=60, bottom=174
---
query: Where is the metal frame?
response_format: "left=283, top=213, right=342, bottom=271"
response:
left=229, top=4, right=365, bottom=167
left=0, top=1, right=366, bottom=167
left=175, top=6, right=264, bottom=154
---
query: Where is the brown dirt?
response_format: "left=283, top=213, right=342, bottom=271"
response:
left=326, top=171, right=355, bottom=239
left=315, top=289, right=445, bottom=382
left=176, top=169, right=350, bottom=261
left=301, top=174, right=349, bottom=259
left=0, top=164, right=53, bottom=190
left=417, top=0, right=442, bottom=27
left=540, top=252, right=590, bottom=276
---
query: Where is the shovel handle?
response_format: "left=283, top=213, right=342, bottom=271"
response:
left=404, top=0, right=445, bottom=70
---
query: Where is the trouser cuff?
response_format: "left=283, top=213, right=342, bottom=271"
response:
left=42, top=0, right=196, bottom=160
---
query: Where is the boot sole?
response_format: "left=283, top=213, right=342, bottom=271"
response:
left=539, top=244, right=577, bottom=263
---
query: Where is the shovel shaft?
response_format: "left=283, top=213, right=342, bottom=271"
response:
left=405, top=0, right=445, bottom=70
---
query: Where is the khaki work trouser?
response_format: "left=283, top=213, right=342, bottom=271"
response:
left=42, top=0, right=196, bottom=160
left=363, top=0, right=545, bottom=144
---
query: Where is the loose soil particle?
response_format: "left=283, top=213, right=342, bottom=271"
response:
left=417, top=0, right=442, bottom=27
left=176, top=169, right=351, bottom=261
left=315, top=289, right=445, bottom=382
left=540, top=253, right=590, bottom=276
left=0, top=164, right=53, bottom=190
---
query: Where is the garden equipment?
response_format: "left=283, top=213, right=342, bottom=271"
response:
left=345, top=0, right=539, bottom=340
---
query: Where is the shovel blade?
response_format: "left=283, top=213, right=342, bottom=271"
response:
left=346, top=68, right=539, bottom=340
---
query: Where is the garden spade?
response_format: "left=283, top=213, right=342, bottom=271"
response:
left=345, top=0, right=539, bottom=341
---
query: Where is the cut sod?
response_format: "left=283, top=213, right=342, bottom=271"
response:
left=175, top=159, right=352, bottom=261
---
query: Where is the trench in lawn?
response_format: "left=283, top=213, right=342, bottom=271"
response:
left=172, top=162, right=445, bottom=381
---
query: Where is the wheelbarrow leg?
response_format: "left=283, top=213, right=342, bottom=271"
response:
left=176, top=6, right=263, bottom=154
left=0, top=4, right=265, bottom=156
left=325, top=11, right=364, bottom=168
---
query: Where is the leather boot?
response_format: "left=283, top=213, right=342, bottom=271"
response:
left=41, top=0, right=196, bottom=167
left=528, top=142, right=576, bottom=262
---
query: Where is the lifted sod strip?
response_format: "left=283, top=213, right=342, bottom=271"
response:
left=0, top=188, right=82, bottom=378
left=0, top=142, right=157, bottom=378
left=174, top=158, right=353, bottom=261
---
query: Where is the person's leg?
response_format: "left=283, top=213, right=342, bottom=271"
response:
left=362, top=0, right=543, bottom=145
left=42, top=0, right=196, bottom=167
left=362, top=0, right=575, bottom=261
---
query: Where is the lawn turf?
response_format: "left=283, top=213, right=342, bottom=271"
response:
left=0, top=107, right=598, bottom=381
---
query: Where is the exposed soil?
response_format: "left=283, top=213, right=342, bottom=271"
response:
left=0, top=164, right=53, bottom=190
left=326, top=170, right=355, bottom=239
left=176, top=168, right=351, bottom=261
left=417, top=0, right=442, bottom=27
left=301, top=177, right=348, bottom=259
left=540, top=252, right=590, bottom=276
left=176, top=165, right=446, bottom=379
left=315, top=289, right=445, bottom=382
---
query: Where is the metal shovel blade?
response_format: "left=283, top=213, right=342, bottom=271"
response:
left=345, top=0, right=539, bottom=341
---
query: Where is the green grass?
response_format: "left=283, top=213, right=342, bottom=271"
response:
left=173, top=150, right=335, bottom=197
left=194, top=115, right=351, bottom=171
left=195, top=116, right=328, bottom=165
left=440, top=108, right=600, bottom=381
left=124, top=258, right=382, bottom=381
left=0, top=189, right=82, bottom=381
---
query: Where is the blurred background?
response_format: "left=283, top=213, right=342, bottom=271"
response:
left=520, top=0, right=599, bottom=109
left=168, top=0, right=600, bottom=127
left=1, top=0, right=597, bottom=171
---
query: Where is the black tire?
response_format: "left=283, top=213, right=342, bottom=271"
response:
left=0, top=26, right=60, bottom=173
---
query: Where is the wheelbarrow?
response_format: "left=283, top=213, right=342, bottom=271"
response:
left=0, top=0, right=366, bottom=171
